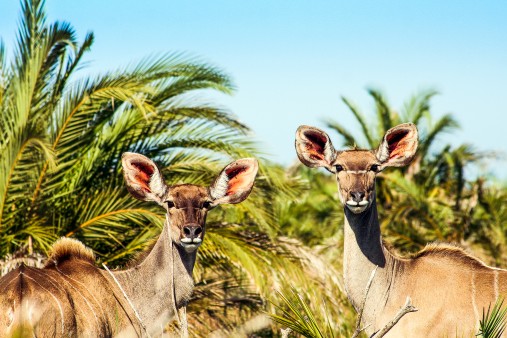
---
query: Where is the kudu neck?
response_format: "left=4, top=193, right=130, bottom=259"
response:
left=343, top=197, right=401, bottom=330
left=344, top=198, right=386, bottom=267
left=134, top=220, right=197, bottom=278
left=111, top=218, right=195, bottom=333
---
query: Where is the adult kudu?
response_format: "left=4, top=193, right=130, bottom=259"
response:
left=0, top=152, right=258, bottom=337
left=295, top=123, right=507, bottom=337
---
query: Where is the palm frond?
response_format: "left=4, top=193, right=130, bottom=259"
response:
left=419, top=113, right=460, bottom=157
left=341, top=96, right=374, bottom=147
left=268, top=288, right=331, bottom=338
left=368, top=88, right=394, bottom=137
left=478, top=298, right=507, bottom=338
left=401, top=89, right=439, bottom=124
left=325, top=120, right=358, bottom=148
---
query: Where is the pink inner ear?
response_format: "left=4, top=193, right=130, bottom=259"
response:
left=225, top=165, right=253, bottom=196
left=304, top=131, right=327, bottom=160
left=132, top=161, right=154, bottom=192
left=307, top=146, right=325, bottom=161
left=387, top=130, right=409, bottom=160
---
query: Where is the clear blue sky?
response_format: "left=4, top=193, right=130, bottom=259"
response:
left=1, top=1, right=506, bottom=178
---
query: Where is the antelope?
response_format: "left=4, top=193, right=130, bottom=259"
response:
left=295, top=123, right=507, bottom=337
left=0, top=152, right=258, bottom=337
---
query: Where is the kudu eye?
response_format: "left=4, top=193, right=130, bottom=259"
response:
left=166, top=201, right=175, bottom=209
left=202, top=201, right=212, bottom=209
left=370, top=164, right=380, bottom=172
left=335, top=164, right=344, bottom=172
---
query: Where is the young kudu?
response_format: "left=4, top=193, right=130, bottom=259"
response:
left=0, top=152, right=258, bottom=337
left=296, top=123, right=507, bottom=337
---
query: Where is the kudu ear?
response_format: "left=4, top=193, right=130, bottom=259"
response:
left=375, top=123, right=418, bottom=168
left=122, top=152, right=167, bottom=204
left=295, top=125, right=336, bottom=171
left=209, top=158, right=258, bottom=205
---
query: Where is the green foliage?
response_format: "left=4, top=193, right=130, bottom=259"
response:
left=270, top=89, right=507, bottom=337
left=0, top=0, right=252, bottom=259
left=277, top=165, right=343, bottom=246
left=268, top=288, right=335, bottom=338
left=477, top=298, right=507, bottom=338
left=3, top=1, right=507, bottom=337
left=0, top=0, right=311, bottom=334
left=469, top=185, right=507, bottom=266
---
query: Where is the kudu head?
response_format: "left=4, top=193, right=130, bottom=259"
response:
left=295, top=123, right=418, bottom=214
left=122, top=153, right=258, bottom=252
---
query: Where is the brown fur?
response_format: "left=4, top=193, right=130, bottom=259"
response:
left=0, top=153, right=259, bottom=337
left=124, top=238, right=158, bottom=269
left=411, top=242, right=490, bottom=269
left=44, top=237, right=95, bottom=268
left=0, top=249, right=136, bottom=338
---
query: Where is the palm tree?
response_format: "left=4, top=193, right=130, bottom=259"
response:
left=0, top=0, right=321, bottom=334
left=0, top=0, right=257, bottom=258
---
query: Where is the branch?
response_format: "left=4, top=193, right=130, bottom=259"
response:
left=371, top=297, right=418, bottom=338
left=351, top=266, right=378, bottom=338
left=178, top=304, right=188, bottom=338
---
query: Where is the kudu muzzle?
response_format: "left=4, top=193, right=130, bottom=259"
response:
left=179, top=217, right=204, bottom=252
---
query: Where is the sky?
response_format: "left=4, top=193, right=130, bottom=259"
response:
left=1, top=0, right=506, bottom=178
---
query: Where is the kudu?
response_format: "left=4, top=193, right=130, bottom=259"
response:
left=295, top=123, right=507, bottom=337
left=0, top=152, right=258, bottom=337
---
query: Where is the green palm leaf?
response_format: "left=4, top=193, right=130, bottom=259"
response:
left=478, top=298, right=507, bottom=338
left=268, top=288, right=333, bottom=338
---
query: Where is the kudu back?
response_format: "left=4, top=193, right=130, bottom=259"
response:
left=0, top=153, right=258, bottom=337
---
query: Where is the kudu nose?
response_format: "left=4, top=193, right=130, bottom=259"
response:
left=183, top=225, right=202, bottom=239
left=350, top=191, right=365, bottom=203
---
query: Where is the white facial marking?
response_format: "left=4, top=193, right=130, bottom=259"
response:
left=346, top=204, right=369, bottom=214
left=182, top=243, right=200, bottom=253
left=346, top=200, right=369, bottom=206
left=182, top=236, right=202, bottom=244
left=344, top=170, right=367, bottom=174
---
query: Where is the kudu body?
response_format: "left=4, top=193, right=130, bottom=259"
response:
left=0, top=153, right=258, bottom=337
left=296, top=123, right=507, bottom=337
